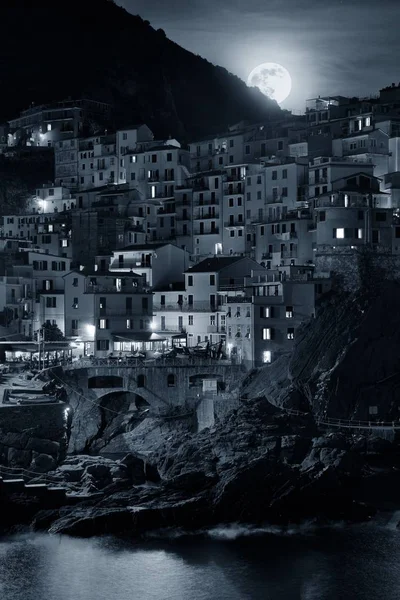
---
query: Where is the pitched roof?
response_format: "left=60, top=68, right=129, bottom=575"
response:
left=185, top=256, right=245, bottom=273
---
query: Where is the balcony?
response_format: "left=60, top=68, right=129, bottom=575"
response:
left=194, top=213, right=219, bottom=220
left=224, top=184, right=244, bottom=195
left=266, top=210, right=312, bottom=223
left=224, top=221, right=244, bottom=228
left=157, top=207, right=176, bottom=215
left=281, top=250, right=298, bottom=259
left=193, top=228, right=219, bottom=236
left=153, top=301, right=218, bottom=312
left=194, top=198, right=219, bottom=207
left=85, top=284, right=150, bottom=294
left=98, top=308, right=151, bottom=317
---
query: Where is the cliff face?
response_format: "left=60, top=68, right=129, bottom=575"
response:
left=244, top=282, right=400, bottom=422
left=0, top=0, right=281, bottom=139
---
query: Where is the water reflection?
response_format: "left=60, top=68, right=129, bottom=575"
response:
left=0, top=523, right=399, bottom=600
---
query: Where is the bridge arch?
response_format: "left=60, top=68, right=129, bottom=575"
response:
left=88, top=375, right=123, bottom=389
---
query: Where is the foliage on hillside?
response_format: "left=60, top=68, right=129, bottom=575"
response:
left=0, top=0, right=281, bottom=140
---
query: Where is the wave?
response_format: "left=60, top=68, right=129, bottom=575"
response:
left=141, top=520, right=348, bottom=542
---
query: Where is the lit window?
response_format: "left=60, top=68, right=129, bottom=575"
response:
left=286, top=306, right=293, bottom=318
left=366, top=117, right=371, bottom=127
left=151, top=185, right=156, bottom=198
left=262, top=328, right=271, bottom=340
left=99, top=319, right=106, bottom=329
left=357, top=228, right=363, bottom=239
left=126, top=319, right=132, bottom=329
left=48, top=224, right=53, bottom=232
left=61, top=239, right=68, bottom=247
left=335, top=228, right=345, bottom=239
left=287, top=328, right=295, bottom=340
left=344, top=194, right=349, bottom=207
left=263, top=350, right=272, bottom=363
left=47, top=124, right=52, bottom=131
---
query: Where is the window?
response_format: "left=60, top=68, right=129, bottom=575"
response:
left=262, top=328, right=272, bottom=340
left=230, top=230, right=235, bottom=237
left=263, top=350, right=272, bottom=363
left=375, top=212, right=387, bottom=222
left=161, top=316, right=165, bottom=330
left=151, top=154, right=157, bottom=163
left=46, top=297, right=56, bottom=308
left=272, top=171, right=277, bottom=180
left=97, top=340, right=109, bottom=351
left=61, top=239, right=68, bottom=247
left=286, top=306, right=293, bottom=318
left=47, top=123, right=52, bottom=131
left=357, top=228, right=363, bottom=239
left=167, top=374, right=176, bottom=387
left=73, top=297, right=78, bottom=308
left=229, top=139, right=234, bottom=147
left=210, top=315, right=216, bottom=326
left=245, top=145, right=250, bottom=154
left=229, top=198, right=234, bottom=207
left=122, top=132, right=128, bottom=140
left=257, top=176, right=262, bottom=185
left=319, top=211, right=326, bottom=222
left=188, top=275, right=193, bottom=286
left=282, top=169, right=287, bottom=179
left=99, top=319, right=107, bottom=329
left=210, top=274, right=215, bottom=285
left=282, top=187, right=288, bottom=197
left=333, top=228, right=345, bottom=239
left=287, top=328, right=295, bottom=340
left=188, top=315, right=194, bottom=326
left=126, top=319, right=133, bottom=329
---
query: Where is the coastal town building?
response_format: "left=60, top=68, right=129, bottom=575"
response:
left=3, top=85, right=400, bottom=365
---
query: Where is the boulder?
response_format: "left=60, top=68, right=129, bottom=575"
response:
left=7, top=447, right=32, bottom=468
left=164, top=470, right=217, bottom=493
left=30, top=452, right=57, bottom=473
left=1, top=431, right=30, bottom=450
left=25, top=438, right=60, bottom=456
left=118, top=453, right=146, bottom=484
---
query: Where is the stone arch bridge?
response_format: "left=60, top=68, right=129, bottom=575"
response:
left=51, top=360, right=244, bottom=414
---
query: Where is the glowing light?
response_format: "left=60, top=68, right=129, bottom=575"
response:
left=150, top=321, right=157, bottom=331
left=85, top=324, right=96, bottom=337
left=247, top=62, right=292, bottom=104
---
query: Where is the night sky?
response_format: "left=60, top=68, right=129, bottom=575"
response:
left=117, top=0, right=400, bottom=112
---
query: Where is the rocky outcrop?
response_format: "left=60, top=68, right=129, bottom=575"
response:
left=0, top=403, right=70, bottom=475
left=24, top=396, right=398, bottom=537
left=243, top=282, right=400, bottom=423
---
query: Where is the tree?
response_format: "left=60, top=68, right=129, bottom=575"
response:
left=41, top=322, right=65, bottom=341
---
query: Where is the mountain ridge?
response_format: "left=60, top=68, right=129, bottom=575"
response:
left=1, top=0, right=281, bottom=140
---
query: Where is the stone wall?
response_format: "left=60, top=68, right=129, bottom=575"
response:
left=315, top=246, right=400, bottom=292
left=0, top=403, right=70, bottom=473
left=49, top=363, right=245, bottom=453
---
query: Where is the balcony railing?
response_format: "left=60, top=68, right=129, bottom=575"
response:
left=193, top=229, right=219, bottom=235
left=224, top=221, right=244, bottom=228
left=85, top=284, right=150, bottom=294
left=153, top=301, right=218, bottom=312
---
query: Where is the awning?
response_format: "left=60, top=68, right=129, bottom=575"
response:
left=4, top=342, right=72, bottom=352
left=112, top=332, right=166, bottom=342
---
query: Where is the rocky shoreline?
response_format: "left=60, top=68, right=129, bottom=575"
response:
left=2, top=396, right=400, bottom=538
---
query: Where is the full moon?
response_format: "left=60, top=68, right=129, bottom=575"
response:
left=247, top=62, right=292, bottom=104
